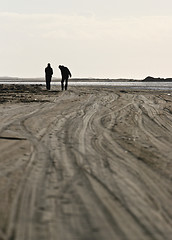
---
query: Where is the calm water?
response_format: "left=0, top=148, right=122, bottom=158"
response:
left=1, top=81, right=172, bottom=90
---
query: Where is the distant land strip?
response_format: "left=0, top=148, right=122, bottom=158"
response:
left=0, top=76, right=172, bottom=82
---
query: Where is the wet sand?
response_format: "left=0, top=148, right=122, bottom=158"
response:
left=0, top=84, right=172, bottom=240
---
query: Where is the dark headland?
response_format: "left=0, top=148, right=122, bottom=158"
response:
left=143, top=76, right=172, bottom=82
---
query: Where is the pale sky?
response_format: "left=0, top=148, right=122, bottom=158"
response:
left=1, top=0, right=172, bottom=79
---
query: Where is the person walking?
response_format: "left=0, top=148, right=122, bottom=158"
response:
left=45, top=63, right=53, bottom=90
left=58, top=65, right=72, bottom=90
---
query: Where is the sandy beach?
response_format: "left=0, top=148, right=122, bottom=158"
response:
left=0, top=84, right=172, bottom=240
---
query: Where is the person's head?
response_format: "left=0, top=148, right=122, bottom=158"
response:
left=59, top=65, right=65, bottom=69
left=48, top=63, right=51, bottom=67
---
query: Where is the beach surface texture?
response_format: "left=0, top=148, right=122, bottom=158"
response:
left=0, top=84, right=172, bottom=240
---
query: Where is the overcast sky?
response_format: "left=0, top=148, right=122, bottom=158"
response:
left=1, top=0, right=172, bottom=79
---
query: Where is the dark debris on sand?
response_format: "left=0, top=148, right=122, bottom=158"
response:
left=0, top=84, right=59, bottom=104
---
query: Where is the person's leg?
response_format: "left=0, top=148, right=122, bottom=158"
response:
left=49, top=76, right=52, bottom=90
left=47, top=81, right=50, bottom=90
left=61, top=79, right=64, bottom=90
left=65, top=78, right=68, bottom=90
left=47, top=76, right=51, bottom=90
left=46, top=76, right=49, bottom=90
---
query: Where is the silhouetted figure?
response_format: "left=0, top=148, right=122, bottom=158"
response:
left=58, top=65, right=72, bottom=90
left=45, top=63, right=53, bottom=90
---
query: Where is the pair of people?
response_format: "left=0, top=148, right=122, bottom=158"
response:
left=45, top=64, right=72, bottom=91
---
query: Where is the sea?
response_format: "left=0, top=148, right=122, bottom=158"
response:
left=1, top=80, right=172, bottom=91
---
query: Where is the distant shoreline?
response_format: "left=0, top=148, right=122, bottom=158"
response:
left=0, top=76, right=172, bottom=82
left=0, top=77, right=140, bottom=82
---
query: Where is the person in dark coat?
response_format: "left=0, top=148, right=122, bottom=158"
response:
left=58, top=65, right=72, bottom=90
left=45, top=63, right=53, bottom=90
